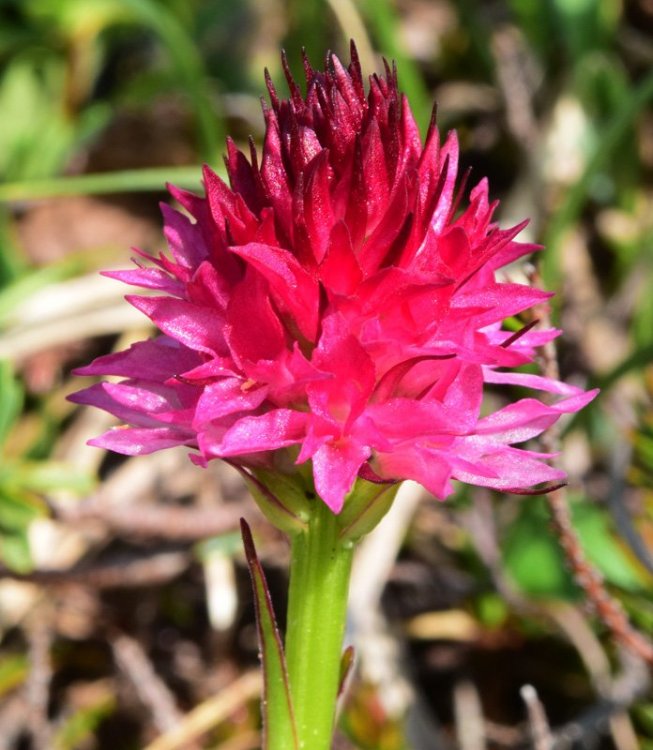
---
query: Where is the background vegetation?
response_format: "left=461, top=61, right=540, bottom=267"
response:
left=1, top=0, right=653, bottom=747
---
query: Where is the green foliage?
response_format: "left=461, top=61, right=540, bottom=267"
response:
left=503, top=496, right=649, bottom=599
left=241, top=519, right=298, bottom=750
left=0, top=654, right=28, bottom=697
left=52, top=693, right=117, bottom=750
left=0, top=362, right=94, bottom=571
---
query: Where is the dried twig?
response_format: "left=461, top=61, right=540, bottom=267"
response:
left=454, top=680, right=486, bottom=750
left=521, top=685, right=554, bottom=750
left=550, top=649, right=649, bottom=749
left=546, top=488, right=653, bottom=665
left=111, top=630, right=184, bottom=734
left=491, top=26, right=539, bottom=152
left=24, top=609, right=54, bottom=750
left=51, top=497, right=243, bottom=541
left=534, top=275, right=653, bottom=666
left=0, top=694, right=29, bottom=750
left=0, top=550, right=191, bottom=589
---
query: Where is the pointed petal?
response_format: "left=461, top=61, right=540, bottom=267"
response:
left=127, top=295, right=227, bottom=356
left=230, top=242, right=319, bottom=342
left=312, top=438, right=371, bottom=513
left=193, top=378, right=268, bottom=428
left=73, top=337, right=201, bottom=381
left=215, top=410, right=308, bottom=456
left=225, top=269, right=286, bottom=364
left=89, top=426, right=195, bottom=455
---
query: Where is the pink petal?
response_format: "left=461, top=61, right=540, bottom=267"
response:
left=319, top=221, right=363, bottom=296
left=73, top=337, right=201, bottom=380
left=230, top=242, right=319, bottom=342
left=103, top=268, right=184, bottom=296
left=127, top=296, right=227, bottom=355
left=193, top=378, right=268, bottom=429
left=373, top=447, right=454, bottom=500
left=161, top=202, right=209, bottom=269
left=483, top=368, right=596, bottom=399
left=224, top=269, right=286, bottom=364
left=451, top=446, right=565, bottom=490
left=215, top=409, right=308, bottom=456
left=472, top=391, right=599, bottom=445
left=311, top=438, right=372, bottom=513
left=90, top=426, right=195, bottom=455
left=308, top=314, right=376, bottom=424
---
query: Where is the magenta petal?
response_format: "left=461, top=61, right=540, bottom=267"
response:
left=127, top=295, right=227, bottom=355
left=225, top=269, right=286, bottom=364
left=308, top=314, right=376, bottom=424
left=452, top=284, right=553, bottom=326
left=160, top=203, right=209, bottom=269
left=73, top=337, right=201, bottom=381
left=230, top=241, right=319, bottom=341
left=473, top=391, right=599, bottom=445
left=178, top=357, right=238, bottom=382
left=483, top=368, right=597, bottom=400
left=70, top=48, right=598, bottom=516
left=366, top=398, right=459, bottom=440
left=90, top=426, right=195, bottom=455
left=103, top=268, right=184, bottom=296
left=303, top=150, right=336, bottom=263
left=216, top=409, right=308, bottom=455
left=451, top=446, right=565, bottom=490
left=430, top=130, right=459, bottom=234
left=70, top=381, right=190, bottom=429
left=373, top=447, right=454, bottom=500
left=319, top=221, right=362, bottom=296
left=312, top=438, right=372, bottom=513
left=193, top=378, right=269, bottom=428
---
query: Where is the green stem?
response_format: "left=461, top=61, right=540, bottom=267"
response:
left=284, top=500, right=354, bottom=750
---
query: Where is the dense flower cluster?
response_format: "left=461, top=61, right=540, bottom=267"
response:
left=71, top=46, right=596, bottom=512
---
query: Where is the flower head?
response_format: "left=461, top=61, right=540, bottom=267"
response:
left=70, top=45, right=597, bottom=513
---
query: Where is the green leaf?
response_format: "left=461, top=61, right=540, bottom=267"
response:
left=240, top=519, right=298, bottom=750
left=337, top=479, right=399, bottom=543
left=0, top=489, right=44, bottom=531
left=502, top=498, right=577, bottom=599
left=574, top=502, right=650, bottom=591
left=0, top=654, right=28, bottom=697
left=0, top=529, right=33, bottom=573
left=503, top=496, right=649, bottom=599
left=0, top=361, right=23, bottom=448
left=0, top=165, right=205, bottom=203
left=53, top=693, right=116, bottom=750
left=9, top=461, right=95, bottom=494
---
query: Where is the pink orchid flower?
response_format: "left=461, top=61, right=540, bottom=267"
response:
left=70, top=45, right=597, bottom=513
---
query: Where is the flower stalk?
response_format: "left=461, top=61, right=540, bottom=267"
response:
left=284, top=498, right=354, bottom=750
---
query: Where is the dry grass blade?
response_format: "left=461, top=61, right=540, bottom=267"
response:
left=111, top=631, right=184, bottom=734
left=521, top=685, right=554, bottom=750
left=0, top=273, right=149, bottom=361
left=142, top=671, right=262, bottom=750
left=24, top=611, right=54, bottom=750
left=52, top=498, right=242, bottom=541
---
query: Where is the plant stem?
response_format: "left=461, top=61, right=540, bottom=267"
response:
left=284, top=499, right=354, bottom=750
